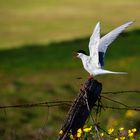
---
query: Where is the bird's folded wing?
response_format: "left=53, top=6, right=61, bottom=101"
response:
left=88, top=22, right=100, bottom=67
left=98, top=21, right=134, bottom=67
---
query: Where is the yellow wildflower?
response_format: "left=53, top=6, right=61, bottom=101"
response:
left=115, top=138, right=119, bottom=140
left=120, top=136, right=125, bottom=140
left=132, top=128, right=137, bottom=133
left=119, top=127, right=124, bottom=131
left=83, top=126, right=92, bottom=133
left=125, top=110, right=137, bottom=118
left=108, top=128, right=114, bottom=135
left=128, top=132, right=134, bottom=137
left=100, top=132, right=104, bottom=137
left=77, top=128, right=82, bottom=134
left=59, top=130, right=63, bottom=135
left=128, top=129, right=131, bottom=134
left=70, top=134, right=73, bottom=139
left=77, top=128, right=82, bottom=138
left=77, top=132, right=81, bottom=138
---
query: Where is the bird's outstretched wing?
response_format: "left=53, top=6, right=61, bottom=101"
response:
left=98, top=21, right=134, bottom=66
left=88, top=22, right=100, bottom=67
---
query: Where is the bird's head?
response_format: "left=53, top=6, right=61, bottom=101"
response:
left=73, top=50, right=87, bottom=59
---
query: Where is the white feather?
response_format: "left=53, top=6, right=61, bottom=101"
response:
left=77, top=21, right=133, bottom=77
left=99, top=21, right=134, bottom=53
left=88, top=22, right=100, bottom=67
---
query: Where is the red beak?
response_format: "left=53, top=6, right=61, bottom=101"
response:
left=72, top=52, right=79, bottom=58
left=72, top=52, right=77, bottom=54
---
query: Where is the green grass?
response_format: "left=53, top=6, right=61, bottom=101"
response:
left=0, top=0, right=140, bottom=48
left=0, top=30, right=139, bottom=73
left=0, top=0, right=140, bottom=139
left=0, top=30, right=140, bottom=139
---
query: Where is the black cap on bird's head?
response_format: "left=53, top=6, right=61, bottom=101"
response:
left=73, top=50, right=87, bottom=58
left=76, top=50, right=87, bottom=55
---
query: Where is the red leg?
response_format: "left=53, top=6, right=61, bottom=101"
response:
left=88, top=75, right=94, bottom=80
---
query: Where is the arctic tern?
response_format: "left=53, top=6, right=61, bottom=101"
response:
left=74, top=21, right=134, bottom=79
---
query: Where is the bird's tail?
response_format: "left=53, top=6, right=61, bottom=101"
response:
left=109, top=71, right=128, bottom=75
left=101, top=69, right=128, bottom=75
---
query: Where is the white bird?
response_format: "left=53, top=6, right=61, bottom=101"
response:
left=74, top=21, right=134, bottom=79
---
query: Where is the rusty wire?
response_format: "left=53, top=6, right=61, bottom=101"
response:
left=0, top=90, right=140, bottom=111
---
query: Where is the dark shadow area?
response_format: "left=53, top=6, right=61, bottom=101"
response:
left=0, top=29, right=139, bottom=73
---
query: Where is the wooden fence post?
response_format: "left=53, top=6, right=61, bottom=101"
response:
left=58, top=78, right=102, bottom=140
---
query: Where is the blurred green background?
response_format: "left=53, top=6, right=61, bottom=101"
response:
left=0, top=0, right=140, bottom=139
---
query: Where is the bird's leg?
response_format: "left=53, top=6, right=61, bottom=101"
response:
left=88, top=75, right=94, bottom=80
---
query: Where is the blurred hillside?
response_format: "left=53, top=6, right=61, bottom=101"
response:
left=0, top=0, right=140, bottom=48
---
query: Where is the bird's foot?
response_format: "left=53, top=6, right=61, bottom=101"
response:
left=88, top=75, right=94, bottom=80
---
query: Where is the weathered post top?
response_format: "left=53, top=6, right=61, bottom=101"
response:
left=58, top=79, right=102, bottom=140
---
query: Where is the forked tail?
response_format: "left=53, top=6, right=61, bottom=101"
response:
left=101, top=69, right=128, bottom=75
left=110, top=71, right=128, bottom=74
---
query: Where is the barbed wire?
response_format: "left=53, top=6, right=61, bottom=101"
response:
left=0, top=90, right=140, bottom=140
left=0, top=90, right=140, bottom=111
left=0, top=101, right=72, bottom=109
left=101, top=95, right=129, bottom=108
left=97, top=105, right=140, bottom=111
left=102, top=90, right=140, bottom=94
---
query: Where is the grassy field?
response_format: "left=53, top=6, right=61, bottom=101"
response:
left=0, top=0, right=140, bottom=48
left=0, top=0, right=140, bottom=139
left=0, top=30, right=140, bottom=139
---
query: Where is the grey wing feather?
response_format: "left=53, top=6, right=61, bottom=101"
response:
left=88, top=22, right=100, bottom=67
left=98, top=21, right=134, bottom=67
left=99, top=21, right=134, bottom=53
left=89, top=22, right=100, bottom=57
